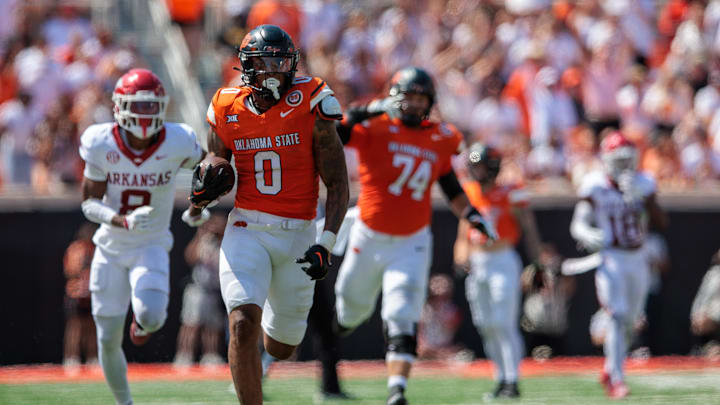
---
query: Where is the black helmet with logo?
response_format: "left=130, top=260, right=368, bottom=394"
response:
left=388, top=67, right=436, bottom=127
left=238, top=25, right=299, bottom=102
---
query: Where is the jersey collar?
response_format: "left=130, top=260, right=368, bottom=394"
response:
left=112, top=124, right=166, bottom=166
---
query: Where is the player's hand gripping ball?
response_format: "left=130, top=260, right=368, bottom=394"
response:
left=190, top=155, right=235, bottom=206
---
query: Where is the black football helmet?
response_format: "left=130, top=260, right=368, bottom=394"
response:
left=237, top=25, right=299, bottom=102
left=467, top=142, right=502, bottom=182
left=388, top=67, right=435, bottom=127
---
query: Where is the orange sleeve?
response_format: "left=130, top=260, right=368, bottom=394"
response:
left=438, top=123, right=463, bottom=176
left=208, top=88, right=243, bottom=151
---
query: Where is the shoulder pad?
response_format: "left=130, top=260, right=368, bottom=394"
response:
left=214, top=87, right=242, bottom=108
left=80, top=123, right=112, bottom=149
left=635, top=172, right=657, bottom=197
left=577, top=171, right=607, bottom=198
left=317, top=95, right=343, bottom=120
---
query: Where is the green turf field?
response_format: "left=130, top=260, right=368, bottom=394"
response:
left=1, top=373, right=719, bottom=404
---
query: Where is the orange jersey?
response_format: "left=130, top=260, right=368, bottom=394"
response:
left=347, top=114, right=462, bottom=235
left=207, top=76, right=337, bottom=220
left=463, top=181, right=529, bottom=245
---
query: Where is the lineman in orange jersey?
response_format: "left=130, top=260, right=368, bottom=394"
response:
left=183, top=25, right=349, bottom=405
left=333, top=67, right=496, bottom=405
left=453, top=143, right=543, bottom=399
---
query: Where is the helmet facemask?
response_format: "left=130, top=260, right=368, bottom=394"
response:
left=602, top=146, right=637, bottom=183
left=240, top=53, right=297, bottom=103
left=112, top=90, right=168, bottom=140
left=389, top=91, right=431, bottom=127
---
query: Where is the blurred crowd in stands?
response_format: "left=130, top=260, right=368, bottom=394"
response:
left=4, top=0, right=720, bottom=195
left=0, top=1, right=144, bottom=194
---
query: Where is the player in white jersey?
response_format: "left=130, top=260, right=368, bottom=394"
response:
left=570, top=131, right=666, bottom=399
left=79, top=69, right=204, bottom=405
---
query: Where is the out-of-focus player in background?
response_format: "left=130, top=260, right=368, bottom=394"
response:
left=690, top=248, right=720, bottom=359
left=62, top=222, right=98, bottom=372
left=570, top=131, right=667, bottom=399
left=333, top=67, right=496, bottom=405
left=184, top=25, right=349, bottom=405
left=78, top=68, right=204, bottom=405
left=173, top=213, right=226, bottom=368
left=453, top=143, right=543, bottom=399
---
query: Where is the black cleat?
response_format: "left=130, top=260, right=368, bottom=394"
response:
left=314, top=390, right=353, bottom=403
left=495, top=381, right=520, bottom=398
left=387, top=385, right=408, bottom=405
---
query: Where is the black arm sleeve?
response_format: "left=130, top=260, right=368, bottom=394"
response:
left=438, top=171, right=464, bottom=201
left=336, top=121, right=353, bottom=145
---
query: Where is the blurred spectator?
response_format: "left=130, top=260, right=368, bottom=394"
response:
left=62, top=222, right=98, bottom=371
left=417, top=273, right=467, bottom=361
left=0, top=90, right=41, bottom=185
left=690, top=248, right=720, bottom=360
left=641, top=127, right=686, bottom=189
left=520, top=244, right=575, bottom=359
left=9, top=0, right=720, bottom=195
left=174, top=213, right=226, bottom=368
left=246, top=0, right=302, bottom=43
left=166, top=0, right=207, bottom=64
left=636, top=232, right=671, bottom=355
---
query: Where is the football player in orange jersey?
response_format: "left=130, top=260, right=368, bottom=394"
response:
left=333, top=67, right=496, bottom=405
left=453, top=142, right=543, bottom=399
left=183, top=25, right=349, bottom=405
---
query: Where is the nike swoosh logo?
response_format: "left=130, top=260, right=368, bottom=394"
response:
left=155, top=155, right=167, bottom=160
left=280, top=108, right=295, bottom=118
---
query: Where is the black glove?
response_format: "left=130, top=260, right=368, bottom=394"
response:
left=345, top=98, right=390, bottom=125
left=296, top=244, right=331, bottom=280
left=463, top=206, right=498, bottom=241
left=189, top=164, right=230, bottom=205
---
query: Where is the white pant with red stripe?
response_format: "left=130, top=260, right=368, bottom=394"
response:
left=335, top=219, right=432, bottom=335
left=219, top=208, right=317, bottom=346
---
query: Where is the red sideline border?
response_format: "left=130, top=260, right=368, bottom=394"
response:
left=1, top=356, right=719, bottom=384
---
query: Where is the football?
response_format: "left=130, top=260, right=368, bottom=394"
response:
left=198, top=154, right=235, bottom=195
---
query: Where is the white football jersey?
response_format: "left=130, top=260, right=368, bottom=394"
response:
left=79, top=122, right=203, bottom=254
left=577, top=170, right=656, bottom=249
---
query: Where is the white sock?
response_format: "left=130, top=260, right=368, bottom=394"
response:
left=481, top=327, right=505, bottom=382
left=604, top=315, right=627, bottom=384
left=387, top=375, right=407, bottom=389
left=95, top=315, right=133, bottom=405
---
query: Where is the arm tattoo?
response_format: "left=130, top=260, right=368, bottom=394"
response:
left=313, top=118, right=349, bottom=234
left=207, top=128, right=232, bottom=161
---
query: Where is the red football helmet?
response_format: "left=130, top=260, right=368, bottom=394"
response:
left=600, top=131, right=637, bottom=181
left=112, top=69, right=169, bottom=140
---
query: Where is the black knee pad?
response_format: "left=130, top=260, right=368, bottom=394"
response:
left=383, top=323, right=418, bottom=356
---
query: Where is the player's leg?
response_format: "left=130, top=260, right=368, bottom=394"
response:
left=219, top=222, right=272, bottom=405
left=128, top=245, right=170, bottom=344
left=465, top=253, right=506, bottom=388
left=89, top=247, right=133, bottom=405
left=174, top=283, right=203, bottom=366
left=485, top=249, right=523, bottom=397
left=262, top=223, right=317, bottom=359
left=63, top=303, right=82, bottom=368
left=596, top=252, right=629, bottom=389
left=334, top=223, right=386, bottom=332
left=310, top=275, right=347, bottom=397
left=380, top=229, right=432, bottom=405
left=199, top=292, right=225, bottom=366
left=81, top=311, right=98, bottom=365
